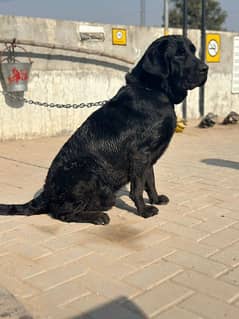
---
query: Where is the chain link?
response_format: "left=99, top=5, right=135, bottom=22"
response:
left=1, top=90, right=107, bottom=109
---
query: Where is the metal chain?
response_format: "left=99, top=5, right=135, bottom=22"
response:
left=1, top=90, right=107, bottom=109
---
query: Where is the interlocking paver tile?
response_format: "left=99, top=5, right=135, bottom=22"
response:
left=0, top=254, right=47, bottom=280
left=233, top=223, right=239, bottom=230
left=153, top=306, right=203, bottom=319
left=235, top=300, right=239, bottom=308
left=189, top=205, right=238, bottom=221
left=0, top=273, right=39, bottom=299
left=172, top=270, right=239, bottom=302
left=219, top=266, right=239, bottom=286
left=28, top=293, right=106, bottom=319
left=64, top=296, right=147, bottom=319
left=159, top=222, right=208, bottom=241
left=122, top=240, right=176, bottom=267
left=163, top=236, right=217, bottom=257
left=193, top=216, right=237, bottom=233
left=127, top=280, right=193, bottom=317
left=210, top=241, right=239, bottom=267
left=6, top=241, right=51, bottom=260
left=42, top=231, right=98, bottom=251
left=179, top=196, right=221, bottom=211
left=24, top=261, right=88, bottom=290
left=11, top=223, right=56, bottom=243
left=61, top=295, right=145, bottom=319
left=26, top=277, right=90, bottom=308
left=34, top=246, right=92, bottom=268
left=180, top=293, right=239, bottom=319
left=0, top=220, right=19, bottom=233
left=0, top=124, right=238, bottom=319
left=77, top=253, right=136, bottom=279
left=159, top=212, right=202, bottom=227
left=217, top=198, right=239, bottom=211
left=199, top=227, right=239, bottom=249
left=75, top=270, right=140, bottom=299
left=77, top=233, right=135, bottom=259
left=85, top=222, right=170, bottom=251
left=164, top=250, right=227, bottom=277
left=123, top=260, right=182, bottom=289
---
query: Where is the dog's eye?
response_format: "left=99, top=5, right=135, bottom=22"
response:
left=176, top=47, right=186, bottom=56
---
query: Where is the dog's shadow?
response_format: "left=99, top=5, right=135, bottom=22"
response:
left=115, top=187, right=137, bottom=214
left=115, top=186, right=150, bottom=214
left=115, top=197, right=136, bottom=213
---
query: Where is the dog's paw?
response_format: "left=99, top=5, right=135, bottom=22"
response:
left=57, top=214, right=76, bottom=223
left=155, top=194, right=169, bottom=205
left=141, top=205, right=159, bottom=218
left=92, top=212, right=110, bottom=225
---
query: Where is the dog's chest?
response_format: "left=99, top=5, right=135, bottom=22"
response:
left=148, top=105, right=176, bottom=138
left=144, top=109, right=176, bottom=162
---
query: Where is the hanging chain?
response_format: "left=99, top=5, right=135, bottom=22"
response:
left=0, top=39, right=108, bottom=109
left=1, top=90, right=107, bottom=109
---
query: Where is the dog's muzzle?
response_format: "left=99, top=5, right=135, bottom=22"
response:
left=185, top=63, right=208, bottom=89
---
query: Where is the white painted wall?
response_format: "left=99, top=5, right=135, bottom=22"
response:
left=0, top=15, right=238, bottom=140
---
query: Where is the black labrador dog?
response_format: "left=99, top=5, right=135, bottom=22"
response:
left=0, top=35, right=208, bottom=225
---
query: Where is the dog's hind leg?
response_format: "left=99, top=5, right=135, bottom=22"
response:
left=50, top=200, right=111, bottom=225
left=57, top=209, right=110, bottom=225
left=50, top=187, right=115, bottom=225
left=145, top=166, right=169, bottom=205
left=47, top=157, right=116, bottom=225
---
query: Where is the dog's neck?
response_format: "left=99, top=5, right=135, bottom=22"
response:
left=125, top=74, right=153, bottom=92
left=125, top=70, right=187, bottom=105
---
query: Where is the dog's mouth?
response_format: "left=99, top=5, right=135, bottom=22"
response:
left=183, top=72, right=208, bottom=90
left=182, top=80, right=197, bottom=90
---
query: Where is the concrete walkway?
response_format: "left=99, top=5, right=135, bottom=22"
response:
left=0, top=123, right=239, bottom=319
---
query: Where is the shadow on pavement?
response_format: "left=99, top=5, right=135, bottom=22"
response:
left=69, top=296, right=147, bottom=319
left=0, top=287, right=33, bottom=319
left=115, top=197, right=137, bottom=214
left=201, top=158, right=239, bottom=170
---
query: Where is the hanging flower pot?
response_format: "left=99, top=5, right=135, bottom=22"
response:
left=0, top=39, right=33, bottom=92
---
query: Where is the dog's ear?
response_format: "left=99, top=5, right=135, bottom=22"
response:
left=142, top=38, right=171, bottom=78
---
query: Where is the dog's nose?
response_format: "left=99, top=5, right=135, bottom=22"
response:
left=200, top=64, right=209, bottom=73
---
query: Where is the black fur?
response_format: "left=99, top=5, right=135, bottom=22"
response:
left=0, top=36, right=208, bottom=225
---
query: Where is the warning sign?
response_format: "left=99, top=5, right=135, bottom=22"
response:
left=112, top=28, right=127, bottom=45
left=206, top=34, right=221, bottom=63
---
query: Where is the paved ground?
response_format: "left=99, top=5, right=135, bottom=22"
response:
left=0, top=122, right=239, bottom=319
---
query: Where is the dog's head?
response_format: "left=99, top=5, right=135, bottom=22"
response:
left=127, top=35, right=208, bottom=104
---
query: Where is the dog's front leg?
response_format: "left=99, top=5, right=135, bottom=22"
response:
left=145, top=166, right=169, bottom=205
left=129, top=156, right=158, bottom=218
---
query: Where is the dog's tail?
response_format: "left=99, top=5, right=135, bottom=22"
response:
left=0, top=192, right=48, bottom=216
